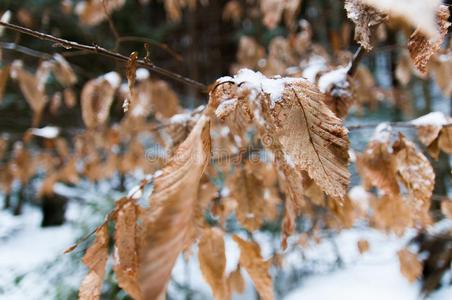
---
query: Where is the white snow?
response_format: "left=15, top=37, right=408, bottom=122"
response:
left=317, top=66, right=349, bottom=93
left=102, top=71, right=121, bottom=88
left=30, top=126, right=60, bottom=139
left=223, top=69, right=305, bottom=109
left=0, top=10, right=11, bottom=36
left=170, top=112, right=192, bottom=124
left=302, top=55, right=328, bottom=83
left=127, top=184, right=143, bottom=199
left=136, top=68, right=150, bottom=81
left=372, top=122, right=392, bottom=143
left=410, top=112, right=449, bottom=127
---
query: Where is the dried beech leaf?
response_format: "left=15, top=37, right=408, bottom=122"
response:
left=408, top=5, right=451, bottom=74
left=393, top=134, right=434, bottom=215
left=438, top=125, right=452, bottom=154
left=398, top=248, right=422, bottom=282
left=223, top=0, right=242, bottom=24
left=360, top=0, right=442, bottom=38
left=344, top=0, right=386, bottom=50
left=260, top=0, right=301, bottom=29
left=79, top=224, right=109, bottom=300
left=429, top=52, right=452, bottom=97
left=52, top=54, right=77, bottom=87
left=150, top=80, right=181, bottom=119
left=81, top=72, right=121, bottom=129
left=139, top=116, right=211, bottom=299
left=356, top=140, right=399, bottom=195
left=371, top=195, right=413, bottom=235
left=198, top=228, right=229, bottom=300
left=357, top=239, right=370, bottom=254
left=232, top=235, right=274, bottom=300
left=264, top=80, right=350, bottom=198
left=227, top=265, right=245, bottom=295
left=114, top=200, right=142, bottom=300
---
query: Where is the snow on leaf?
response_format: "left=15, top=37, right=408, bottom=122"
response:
left=263, top=79, right=350, bottom=198
left=139, top=115, right=211, bottom=299
left=52, top=54, right=77, bottom=87
left=407, top=5, right=450, bottom=74
left=359, top=0, right=442, bottom=38
left=198, top=228, right=229, bottom=300
left=81, top=72, right=121, bottom=129
left=113, top=199, right=142, bottom=300
left=344, top=0, right=386, bottom=50
left=232, top=235, right=274, bottom=300
left=392, top=134, right=434, bottom=216
left=79, top=224, right=109, bottom=300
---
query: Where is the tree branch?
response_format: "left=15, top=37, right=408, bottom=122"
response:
left=347, top=46, right=365, bottom=77
left=0, top=21, right=208, bottom=92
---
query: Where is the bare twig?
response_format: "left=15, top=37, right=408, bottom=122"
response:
left=102, top=0, right=121, bottom=50
left=118, top=36, right=183, bottom=62
left=0, top=21, right=208, bottom=91
left=347, top=46, right=365, bottom=77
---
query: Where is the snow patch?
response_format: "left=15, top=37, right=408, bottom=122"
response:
left=317, top=66, right=349, bottom=93
left=30, top=126, right=60, bottom=139
left=411, top=112, right=449, bottom=127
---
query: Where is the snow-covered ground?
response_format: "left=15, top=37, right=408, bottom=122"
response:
left=0, top=195, right=450, bottom=300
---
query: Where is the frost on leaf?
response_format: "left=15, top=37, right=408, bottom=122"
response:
left=344, top=0, right=386, bottom=51
left=407, top=5, right=450, bottom=74
left=113, top=199, right=142, bottom=300
left=359, top=0, right=442, bottom=38
left=139, top=115, right=211, bottom=299
left=398, top=248, right=422, bottom=283
left=81, top=72, right=121, bottom=129
left=233, top=235, right=274, bottom=300
left=262, top=80, right=350, bottom=198
left=79, top=224, right=109, bottom=300
left=198, top=228, right=229, bottom=300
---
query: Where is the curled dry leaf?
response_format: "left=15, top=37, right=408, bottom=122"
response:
left=123, top=52, right=139, bottom=113
left=79, top=224, right=109, bottom=300
left=359, top=0, right=442, bottom=38
left=344, top=0, right=386, bottom=51
left=232, top=235, right=274, bottom=300
left=113, top=199, right=142, bottom=300
left=398, top=248, right=422, bottom=282
left=198, top=228, right=229, bottom=300
left=139, top=115, right=211, bottom=299
left=81, top=72, right=121, bottom=129
left=407, top=5, right=450, bottom=74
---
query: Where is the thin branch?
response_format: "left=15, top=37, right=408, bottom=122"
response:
left=0, top=41, right=52, bottom=59
left=118, top=36, right=183, bottom=62
left=102, top=0, right=121, bottom=50
left=0, top=21, right=208, bottom=91
left=347, top=46, right=365, bottom=77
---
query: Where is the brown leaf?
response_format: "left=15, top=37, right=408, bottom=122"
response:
left=198, top=228, right=229, bottom=300
left=438, top=125, right=452, bottom=154
left=79, top=224, right=109, bottom=300
left=393, top=134, right=434, bottom=215
left=232, top=235, right=274, bottom=300
left=429, top=52, right=452, bottom=97
left=81, top=72, right=121, bottom=129
left=357, top=239, right=370, bottom=254
left=227, top=265, right=245, bottom=295
left=268, top=81, right=350, bottom=198
left=113, top=200, right=142, bottom=300
left=223, top=0, right=242, bottom=24
left=260, top=0, right=301, bottom=29
left=64, top=87, right=77, bottom=108
left=150, top=80, right=181, bottom=119
left=139, top=115, right=211, bottom=299
left=371, top=195, right=413, bottom=235
left=52, top=54, right=77, bottom=87
left=408, top=5, right=451, bottom=74
left=344, top=0, right=386, bottom=50
left=398, top=248, right=422, bottom=282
